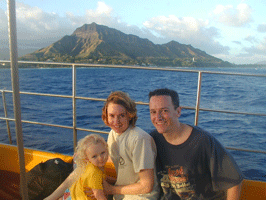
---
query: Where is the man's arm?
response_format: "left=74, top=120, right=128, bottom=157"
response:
left=226, top=182, right=242, bottom=200
left=103, top=169, right=154, bottom=195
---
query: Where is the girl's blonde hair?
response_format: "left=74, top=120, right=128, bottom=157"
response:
left=102, top=91, right=138, bottom=127
left=75, top=134, right=108, bottom=168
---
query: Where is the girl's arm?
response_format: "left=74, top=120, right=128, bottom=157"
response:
left=226, top=182, right=242, bottom=200
left=103, top=168, right=154, bottom=195
left=44, top=167, right=82, bottom=200
left=92, top=189, right=107, bottom=200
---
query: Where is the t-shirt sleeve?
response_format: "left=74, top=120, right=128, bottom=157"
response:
left=132, top=135, right=157, bottom=173
left=83, top=168, right=104, bottom=190
left=209, top=136, right=244, bottom=191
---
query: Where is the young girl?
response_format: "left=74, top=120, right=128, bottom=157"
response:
left=44, top=134, right=109, bottom=200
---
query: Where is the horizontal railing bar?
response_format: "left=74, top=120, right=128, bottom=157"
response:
left=199, top=107, right=266, bottom=117
left=75, top=96, right=107, bottom=101
left=0, top=117, right=108, bottom=134
left=0, top=90, right=73, bottom=98
left=0, top=117, right=73, bottom=129
left=76, top=127, right=109, bottom=134
left=225, top=147, right=266, bottom=154
left=0, top=90, right=265, bottom=116
left=1, top=116, right=265, bottom=154
left=1, top=60, right=266, bottom=77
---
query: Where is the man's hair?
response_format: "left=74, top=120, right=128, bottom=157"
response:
left=149, top=88, right=180, bottom=109
left=102, top=91, right=138, bottom=127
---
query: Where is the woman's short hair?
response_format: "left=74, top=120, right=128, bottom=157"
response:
left=102, top=91, right=138, bottom=127
left=75, top=134, right=108, bottom=168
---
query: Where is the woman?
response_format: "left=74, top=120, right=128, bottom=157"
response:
left=102, top=91, right=159, bottom=200
left=45, top=91, right=159, bottom=200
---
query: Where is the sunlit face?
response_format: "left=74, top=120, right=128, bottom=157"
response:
left=107, top=103, right=130, bottom=134
left=149, top=95, right=181, bottom=134
left=86, top=143, right=108, bottom=168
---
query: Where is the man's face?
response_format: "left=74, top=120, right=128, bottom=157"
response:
left=149, top=95, right=181, bottom=134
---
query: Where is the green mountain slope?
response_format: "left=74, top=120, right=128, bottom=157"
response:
left=20, top=22, right=230, bottom=67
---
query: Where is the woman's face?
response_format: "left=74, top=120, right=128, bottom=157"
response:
left=107, top=103, right=130, bottom=134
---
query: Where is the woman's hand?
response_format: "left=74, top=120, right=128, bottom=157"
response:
left=103, top=179, right=113, bottom=194
left=103, top=169, right=154, bottom=195
left=84, top=187, right=94, bottom=198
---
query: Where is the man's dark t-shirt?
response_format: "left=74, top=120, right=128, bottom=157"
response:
left=150, top=126, right=244, bottom=200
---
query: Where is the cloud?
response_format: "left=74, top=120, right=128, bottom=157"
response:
left=143, top=15, right=230, bottom=54
left=64, top=2, right=159, bottom=45
left=3, top=3, right=75, bottom=49
left=244, top=35, right=258, bottom=44
left=66, top=1, right=118, bottom=27
left=0, top=7, right=8, bottom=45
left=0, top=1, right=157, bottom=57
left=257, top=23, right=266, bottom=33
left=243, top=37, right=266, bottom=56
left=17, top=3, right=60, bottom=31
left=212, top=3, right=253, bottom=27
left=232, top=41, right=241, bottom=45
left=1, top=1, right=230, bottom=60
left=224, top=37, right=266, bottom=64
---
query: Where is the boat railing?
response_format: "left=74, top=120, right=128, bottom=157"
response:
left=1, top=60, right=266, bottom=155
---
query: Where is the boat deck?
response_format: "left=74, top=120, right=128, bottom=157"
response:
left=0, top=170, right=21, bottom=200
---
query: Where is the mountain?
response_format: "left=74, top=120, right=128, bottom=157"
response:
left=255, top=61, right=266, bottom=65
left=20, top=23, right=230, bottom=67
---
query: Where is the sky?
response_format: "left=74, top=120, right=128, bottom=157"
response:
left=1, top=0, right=266, bottom=64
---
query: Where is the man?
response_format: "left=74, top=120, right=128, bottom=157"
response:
left=149, top=88, right=243, bottom=200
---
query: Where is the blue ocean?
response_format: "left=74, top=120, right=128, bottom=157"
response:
left=0, top=66, right=266, bottom=181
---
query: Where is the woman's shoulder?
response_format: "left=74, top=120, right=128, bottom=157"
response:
left=125, top=126, right=153, bottom=143
left=129, top=126, right=151, bottom=136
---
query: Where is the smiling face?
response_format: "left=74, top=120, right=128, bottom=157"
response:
left=107, top=103, right=131, bottom=134
left=86, top=142, right=108, bottom=168
left=149, top=95, right=181, bottom=134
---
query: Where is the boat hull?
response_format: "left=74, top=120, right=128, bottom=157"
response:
left=0, top=143, right=265, bottom=199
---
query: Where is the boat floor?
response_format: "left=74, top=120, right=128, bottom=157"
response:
left=0, top=170, right=21, bottom=200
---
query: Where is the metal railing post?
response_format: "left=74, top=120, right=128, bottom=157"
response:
left=194, top=71, right=202, bottom=126
left=72, top=65, right=77, bottom=150
left=7, top=0, right=29, bottom=199
left=2, top=90, right=12, bottom=144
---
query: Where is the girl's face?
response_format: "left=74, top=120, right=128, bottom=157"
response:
left=86, top=143, right=108, bottom=168
left=107, top=103, right=130, bottom=134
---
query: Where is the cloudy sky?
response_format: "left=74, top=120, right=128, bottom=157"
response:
left=1, top=0, right=266, bottom=64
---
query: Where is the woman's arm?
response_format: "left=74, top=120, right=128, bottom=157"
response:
left=92, top=189, right=107, bottom=200
left=103, top=169, right=154, bottom=195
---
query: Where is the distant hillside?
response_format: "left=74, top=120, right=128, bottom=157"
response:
left=20, top=22, right=230, bottom=67
left=255, top=61, right=266, bottom=65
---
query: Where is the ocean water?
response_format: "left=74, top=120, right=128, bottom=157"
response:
left=0, top=66, right=266, bottom=181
